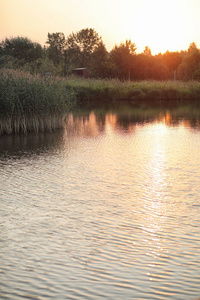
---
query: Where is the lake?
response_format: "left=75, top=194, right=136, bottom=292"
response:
left=1, top=103, right=200, bottom=299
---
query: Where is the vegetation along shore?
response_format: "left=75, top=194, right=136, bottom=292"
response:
left=65, top=76, right=200, bottom=103
left=1, top=68, right=200, bottom=135
left=0, top=69, right=76, bottom=134
left=0, top=28, right=200, bottom=134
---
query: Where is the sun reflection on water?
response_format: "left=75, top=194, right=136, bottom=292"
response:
left=1, top=107, right=200, bottom=299
left=136, top=121, right=173, bottom=278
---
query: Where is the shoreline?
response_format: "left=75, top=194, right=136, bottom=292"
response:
left=1, top=69, right=200, bottom=134
left=65, top=77, right=200, bottom=102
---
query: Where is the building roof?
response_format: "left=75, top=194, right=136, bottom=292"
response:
left=72, top=68, right=88, bottom=71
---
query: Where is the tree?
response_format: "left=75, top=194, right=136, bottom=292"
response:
left=162, top=51, right=183, bottom=79
left=46, top=32, right=66, bottom=66
left=188, top=42, right=197, bottom=53
left=177, top=46, right=200, bottom=80
left=133, top=53, right=153, bottom=80
left=66, top=28, right=103, bottom=67
left=110, top=39, right=137, bottom=80
left=151, top=56, right=169, bottom=80
left=0, top=54, right=20, bottom=70
left=143, top=46, right=152, bottom=56
left=27, top=57, right=59, bottom=76
left=0, top=36, right=43, bottom=64
left=90, top=42, right=112, bottom=78
left=0, top=44, right=3, bottom=56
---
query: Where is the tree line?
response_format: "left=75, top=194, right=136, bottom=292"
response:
left=0, top=28, right=200, bottom=81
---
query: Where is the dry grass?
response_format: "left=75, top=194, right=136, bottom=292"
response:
left=0, top=114, right=65, bottom=135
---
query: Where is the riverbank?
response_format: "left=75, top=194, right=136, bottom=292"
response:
left=0, top=69, right=76, bottom=134
left=1, top=68, right=200, bottom=134
left=66, top=77, right=200, bottom=103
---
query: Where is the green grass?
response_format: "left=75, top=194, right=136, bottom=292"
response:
left=1, top=69, right=200, bottom=134
left=65, top=76, right=200, bottom=102
left=0, top=69, right=76, bottom=134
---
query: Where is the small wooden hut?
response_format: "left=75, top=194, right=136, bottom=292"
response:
left=72, top=68, right=89, bottom=79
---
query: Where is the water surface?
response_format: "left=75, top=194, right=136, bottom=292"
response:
left=1, top=105, right=200, bottom=299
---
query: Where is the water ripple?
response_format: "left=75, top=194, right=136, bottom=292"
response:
left=1, top=116, right=200, bottom=299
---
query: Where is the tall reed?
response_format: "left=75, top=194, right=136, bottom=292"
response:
left=1, top=69, right=200, bottom=134
left=0, top=69, right=76, bottom=134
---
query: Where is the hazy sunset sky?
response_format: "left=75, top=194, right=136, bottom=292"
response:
left=1, top=0, right=200, bottom=54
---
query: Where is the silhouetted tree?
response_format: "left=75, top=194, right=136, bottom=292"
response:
left=188, top=42, right=197, bottom=53
left=46, top=32, right=66, bottom=66
left=0, top=36, right=43, bottom=64
left=1, top=32, right=200, bottom=81
left=0, top=44, right=3, bottom=56
left=110, top=39, right=136, bottom=80
left=133, top=53, right=153, bottom=80
left=90, top=42, right=112, bottom=78
left=143, top=46, right=152, bottom=56
left=162, top=51, right=183, bottom=79
left=66, top=28, right=102, bottom=67
left=178, top=46, right=200, bottom=80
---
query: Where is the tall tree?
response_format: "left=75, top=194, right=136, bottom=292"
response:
left=178, top=46, right=200, bottom=80
left=46, top=32, right=66, bottom=66
left=110, top=39, right=137, bottom=80
left=66, top=28, right=103, bottom=67
left=143, top=46, right=152, bottom=56
left=133, top=53, right=153, bottom=80
left=90, top=42, right=112, bottom=78
left=151, top=55, right=169, bottom=80
left=162, top=51, right=183, bottom=78
left=188, top=42, right=197, bottom=53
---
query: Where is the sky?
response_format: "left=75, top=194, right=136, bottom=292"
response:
left=1, top=0, right=200, bottom=54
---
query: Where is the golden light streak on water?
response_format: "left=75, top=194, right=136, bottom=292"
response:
left=1, top=107, right=200, bottom=299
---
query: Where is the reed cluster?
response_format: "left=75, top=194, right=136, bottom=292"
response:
left=0, top=69, right=76, bottom=134
left=1, top=69, right=200, bottom=135
left=66, top=77, right=200, bottom=103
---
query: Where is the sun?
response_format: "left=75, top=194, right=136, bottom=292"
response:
left=118, top=0, right=192, bottom=54
left=137, top=0, right=189, bottom=54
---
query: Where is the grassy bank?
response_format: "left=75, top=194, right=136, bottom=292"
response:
left=65, top=77, right=200, bottom=103
left=0, top=69, right=76, bottom=134
left=1, top=69, right=200, bottom=134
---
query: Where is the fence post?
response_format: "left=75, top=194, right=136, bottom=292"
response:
left=174, top=70, right=176, bottom=81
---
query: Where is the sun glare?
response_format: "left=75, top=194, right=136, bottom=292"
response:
left=119, top=0, right=192, bottom=54
left=1, top=0, right=199, bottom=54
